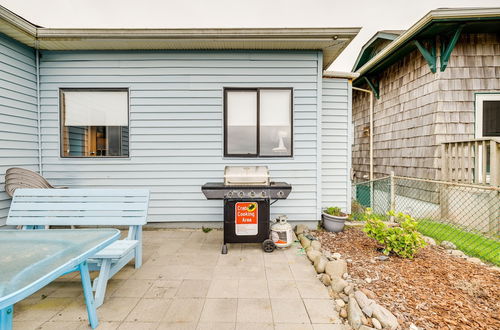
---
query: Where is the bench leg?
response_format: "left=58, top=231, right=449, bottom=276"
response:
left=135, top=227, right=142, bottom=269
left=79, top=261, right=98, bottom=329
left=94, top=259, right=111, bottom=308
left=0, top=305, right=13, bottom=330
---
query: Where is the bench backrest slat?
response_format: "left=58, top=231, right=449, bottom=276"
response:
left=7, top=188, right=150, bottom=226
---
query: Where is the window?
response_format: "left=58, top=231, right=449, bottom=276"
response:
left=475, top=94, right=500, bottom=138
left=224, top=88, right=293, bottom=157
left=60, top=89, right=129, bottom=157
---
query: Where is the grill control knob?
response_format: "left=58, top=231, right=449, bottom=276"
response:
left=277, top=190, right=284, bottom=198
left=261, top=191, right=267, bottom=197
left=238, top=191, right=244, bottom=198
left=227, top=191, right=233, bottom=198
left=249, top=191, right=255, bottom=198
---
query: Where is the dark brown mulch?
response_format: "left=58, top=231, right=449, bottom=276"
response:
left=314, top=228, right=500, bottom=330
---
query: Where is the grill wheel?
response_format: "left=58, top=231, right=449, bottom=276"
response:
left=262, top=239, right=276, bottom=253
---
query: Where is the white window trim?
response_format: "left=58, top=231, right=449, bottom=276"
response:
left=475, top=93, right=500, bottom=138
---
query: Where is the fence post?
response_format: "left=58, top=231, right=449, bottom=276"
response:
left=441, top=144, right=448, bottom=181
left=390, top=171, right=395, bottom=222
left=491, top=140, right=499, bottom=186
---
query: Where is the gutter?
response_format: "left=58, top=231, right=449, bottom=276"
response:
left=323, top=70, right=359, bottom=80
left=355, top=7, right=500, bottom=77
left=35, top=40, right=42, bottom=175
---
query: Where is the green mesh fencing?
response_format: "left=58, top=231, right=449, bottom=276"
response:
left=352, top=176, right=500, bottom=266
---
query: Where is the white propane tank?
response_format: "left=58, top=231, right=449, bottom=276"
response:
left=270, top=215, right=294, bottom=248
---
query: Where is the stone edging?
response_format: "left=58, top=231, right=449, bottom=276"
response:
left=295, top=224, right=402, bottom=330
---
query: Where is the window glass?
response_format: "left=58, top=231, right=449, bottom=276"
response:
left=61, top=89, right=129, bottom=157
left=483, top=100, right=500, bottom=136
left=259, top=89, right=292, bottom=156
left=226, top=90, right=258, bottom=155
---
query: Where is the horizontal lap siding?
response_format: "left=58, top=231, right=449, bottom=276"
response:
left=0, top=33, right=38, bottom=225
left=321, top=78, right=350, bottom=212
left=39, top=51, right=320, bottom=222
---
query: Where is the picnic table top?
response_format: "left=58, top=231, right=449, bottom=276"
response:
left=0, top=229, right=120, bottom=308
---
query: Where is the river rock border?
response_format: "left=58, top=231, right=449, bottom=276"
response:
left=295, top=224, right=400, bottom=330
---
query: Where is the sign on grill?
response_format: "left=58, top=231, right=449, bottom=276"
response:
left=235, top=202, right=258, bottom=236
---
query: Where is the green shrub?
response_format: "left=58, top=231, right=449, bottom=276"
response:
left=363, top=211, right=426, bottom=259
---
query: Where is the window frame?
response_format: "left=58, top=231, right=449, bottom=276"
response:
left=223, top=87, right=293, bottom=158
left=59, top=87, right=131, bottom=159
left=475, top=93, right=500, bottom=138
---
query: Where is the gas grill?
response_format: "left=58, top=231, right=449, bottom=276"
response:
left=201, top=166, right=291, bottom=253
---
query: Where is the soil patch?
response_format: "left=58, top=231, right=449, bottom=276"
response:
left=315, top=227, right=500, bottom=329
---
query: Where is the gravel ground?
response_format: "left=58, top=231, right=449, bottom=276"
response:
left=314, top=227, right=500, bottom=329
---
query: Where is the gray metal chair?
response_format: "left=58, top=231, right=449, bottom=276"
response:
left=4, top=167, right=63, bottom=197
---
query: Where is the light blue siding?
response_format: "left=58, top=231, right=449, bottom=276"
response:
left=0, top=33, right=38, bottom=225
left=322, top=78, right=351, bottom=212
left=39, top=51, right=321, bottom=222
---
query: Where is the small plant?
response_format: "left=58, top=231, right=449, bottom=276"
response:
left=324, top=206, right=346, bottom=217
left=363, top=211, right=426, bottom=259
left=202, top=226, right=212, bottom=233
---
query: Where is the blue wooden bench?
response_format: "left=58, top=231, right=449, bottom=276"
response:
left=6, top=188, right=150, bottom=308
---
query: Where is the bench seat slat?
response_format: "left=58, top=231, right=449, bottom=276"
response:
left=94, top=240, right=138, bottom=258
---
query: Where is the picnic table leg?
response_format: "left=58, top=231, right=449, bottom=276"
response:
left=135, top=226, right=142, bottom=268
left=94, top=259, right=111, bottom=308
left=0, top=305, right=13, bottom=330
left=79, top=261, right=99, bottom=329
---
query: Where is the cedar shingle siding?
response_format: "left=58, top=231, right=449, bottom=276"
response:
left=353, top=32, right=500, bottom=181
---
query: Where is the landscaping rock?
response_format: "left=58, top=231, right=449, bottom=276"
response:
left=332, top=252, right=342, bottom=259
left=362, top=303, right=375, bottom=317
left=440, top=240, right=456, bottom=249
left=359, top=326, right=376, bottom=330
left=320, top=273, right=332, bottom=286
left=314, top=256, right=328, bottom=273
left=305, top=233, right=315, bottom=240
left=307, top=249, right=322, bottom=263
left=348, top=296, right=364, bottom=329
left=340, top=307, right=348, bottom=319
left=295, top=224, right=308, bottom=235
left=305, top=246, right=313, bottom=253
left=331, top=277, right=349, bottom=293
left=354, top=290, right=373, bottom=309
left=371, top=318, right=382, bottom=329
left=300, top=236, right=311, bottom=248
left=344, top=285, right=354, bottom=295
left=339, top=293, right=349, bottom=303
left=450, top=249, right=466, bottom=257
left=311, top=240, right=322, bottom=251
left=297, top=233, right=304, bottom=241
left=325, top=259, right=348, bottom=279
left=467, top=257, right=482, bottom=264
left=364, top=277, right=372, bottom=284
left=360, top=288, right=377, bottom=299
left=335, top=299, right=346, bottom=308
left=423, top=236, right=436, bottom=245
left=374, top=255, right=389, bottom=261
left=371, top=304, right=399, bottom=330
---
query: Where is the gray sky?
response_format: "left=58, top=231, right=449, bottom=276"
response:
left=1, top=0, right=498, bottom=71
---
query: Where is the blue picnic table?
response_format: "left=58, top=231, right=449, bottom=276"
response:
left=0, top=229, right=120, bottom=330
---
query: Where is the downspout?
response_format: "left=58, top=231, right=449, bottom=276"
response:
left=352, top=86, right=373, bottom=181
left=35, top=41, right=42, bottom=175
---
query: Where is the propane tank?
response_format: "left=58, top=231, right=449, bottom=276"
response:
left=270, top=215, right=294, bottom=248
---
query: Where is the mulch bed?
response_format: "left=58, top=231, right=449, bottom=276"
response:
left=314, top=227, right=500, bottom=329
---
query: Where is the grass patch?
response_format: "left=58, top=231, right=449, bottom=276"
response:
left=417, top=219, right=500, bottom=266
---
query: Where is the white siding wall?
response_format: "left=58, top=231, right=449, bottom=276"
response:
left=321, top=78, right=351, bottom=212
left=0, top=33, right=38, bottom=225
left=39, top=51, right=322, bottom=222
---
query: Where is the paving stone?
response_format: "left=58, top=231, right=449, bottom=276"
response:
left=125, top=298, right=172, bottom=322
left=112, top=279, right=153, bottom=298
left=176, top=280, right=211, bottom=298
left=157, top=322, right=197, bottom=330
left=118, top=322, right=159, bottom=330
left=199, top=298, right=238, bottom=323
left=274, top=324, right=313, bottom=330
left=143, top=280, right=181, bottom=298
left=271, top=298, right=310, bottom=324
left=236, top=298, right=273, bottom=323
left=196, top=322, right=236, bottom=330
left=268, top=280, right=301, bottom=298
left=303, top=298, right=340, bottom=324
left=207, top=279, right=239, bottom=298
left=237, top=279, right=269, bottom=298
left=162, top=298, right=205, bottom=323
left=236, top=322, right=274, bottom=330
left=296, top=280, right=330, bottom=299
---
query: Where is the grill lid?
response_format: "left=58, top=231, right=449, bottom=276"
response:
left=224, top=166, right=270, bottom=186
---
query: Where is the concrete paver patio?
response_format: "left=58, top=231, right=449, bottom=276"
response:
left=13, top=229, right=344, bottom=330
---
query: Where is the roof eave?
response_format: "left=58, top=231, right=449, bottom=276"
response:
left=354, top=7, right=500, bottom=78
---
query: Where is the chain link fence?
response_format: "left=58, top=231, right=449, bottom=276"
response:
left=352, top=175, right=500, bottom=266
